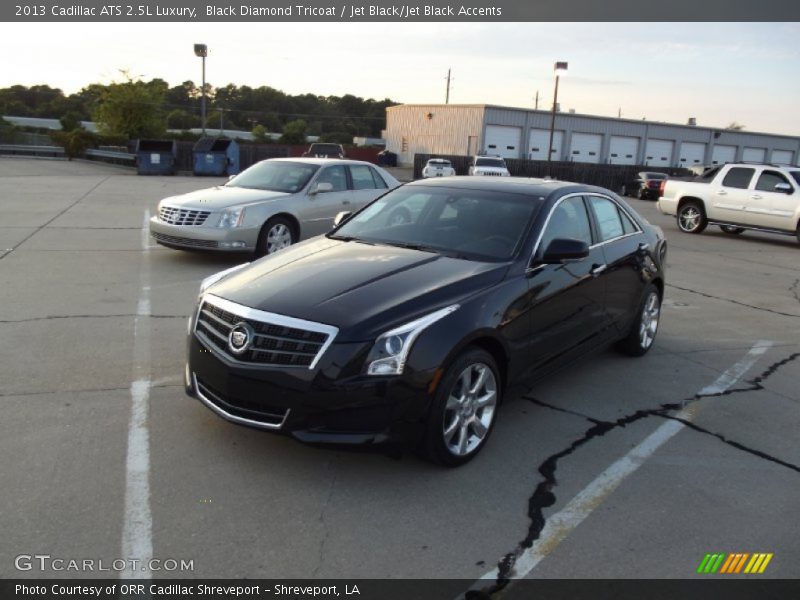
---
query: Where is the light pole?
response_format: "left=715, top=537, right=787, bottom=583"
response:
left=547, top=61, right=568, bottom=170
left=194, top=44, right=208, bottom=135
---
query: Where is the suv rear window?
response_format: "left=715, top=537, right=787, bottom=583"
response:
left=721, top=167, right=755, bottom=189
left=475, top=158, right=506, bottom=168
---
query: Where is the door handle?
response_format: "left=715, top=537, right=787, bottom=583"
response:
left=637, top=242, right=650, bottom=253
left=750, top=194, right=762, bottom=200
left=716, top=190, right=727, bottom=195
left=591, top=264, right=607, bottom=276
left=342, top=200, right=351, bottom=205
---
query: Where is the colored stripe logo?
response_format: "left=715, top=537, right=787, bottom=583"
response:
left=697, top=553, right=773, bottom=574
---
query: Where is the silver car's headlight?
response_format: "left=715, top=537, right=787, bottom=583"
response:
left=217, top=206, right=246, bottom=228
left=366, top=305, right=459, bottom=376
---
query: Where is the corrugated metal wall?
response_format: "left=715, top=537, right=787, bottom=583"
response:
left=390, top=105, right=800, bottom=167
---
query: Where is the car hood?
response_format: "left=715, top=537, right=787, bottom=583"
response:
left=160, top=186, right=291, bottom=210
left=208, top=237, right=509, bottom=341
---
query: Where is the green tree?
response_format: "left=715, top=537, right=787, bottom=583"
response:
left=93, top=73, right=166, bottom=139
left=166, top=109, right=198, bottom=130
left=251, top=124, right=269, bottom=144
left=279, top=119, right=307, bottom=145
left=59, top=111, right=84, bottom=132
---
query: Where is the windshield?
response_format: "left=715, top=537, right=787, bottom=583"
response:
left=330, top=186, right=541, bottom=261
left=428, top=160, right=452, bottom=167
left=476, top=158, right=506, bottom=168
left=227, top=161, right=319, bottom=193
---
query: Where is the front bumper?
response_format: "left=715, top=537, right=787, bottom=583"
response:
left=149, top=216, right=260, bottom=251
left=185, top=333, right=436, bottom=447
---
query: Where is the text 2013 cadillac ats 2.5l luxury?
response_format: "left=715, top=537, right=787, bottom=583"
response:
left=186, top=177, right=667, bottom=466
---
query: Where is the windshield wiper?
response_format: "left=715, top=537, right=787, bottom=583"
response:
left=381, top=241, right=440, bottom=253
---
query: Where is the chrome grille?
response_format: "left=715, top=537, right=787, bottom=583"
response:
left=194, top=295, right=337, bottom=369
left=159, top=205, right=211, bottom=226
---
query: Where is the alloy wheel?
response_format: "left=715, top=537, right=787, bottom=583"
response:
left=266, top=223, right=292, bottom=254
left=442, top=362, right=497, bottom=457
left=639, top=291, right=660, bottom=350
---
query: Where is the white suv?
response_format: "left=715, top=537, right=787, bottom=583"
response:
left=468, top=155, right=510, bottom=177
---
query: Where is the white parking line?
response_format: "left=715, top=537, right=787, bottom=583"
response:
left=473, top=340, right=773, bottom=587
left=121, top=209, right=153, bottom=579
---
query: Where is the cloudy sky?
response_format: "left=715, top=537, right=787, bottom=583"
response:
left=1, top=22, right=799, bottom=135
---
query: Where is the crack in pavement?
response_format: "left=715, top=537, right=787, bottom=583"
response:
left=0, top=176, right=110, bottom=261
left=474, top=351, right=800, bottom=597
left=667, top=283, right=800, bottom=318
left=0, top=383, right=183, bottom=398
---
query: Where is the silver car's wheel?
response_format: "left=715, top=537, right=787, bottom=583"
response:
left=423, top=348, right=501, bottom=466
left=256, top=217, right=296, bottom=257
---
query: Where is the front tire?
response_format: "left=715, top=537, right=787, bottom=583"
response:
left=423, top=348, right=500, bottom=467
left=255, top=217, right=296, bottom=257
left=677, top=201, right=707, bottom=234
left=616, top=284, right=661, bottom=357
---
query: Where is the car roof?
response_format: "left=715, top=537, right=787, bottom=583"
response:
left=262, top=157, right=369, bottom=166
left=405, top=176, right=605, bottom=197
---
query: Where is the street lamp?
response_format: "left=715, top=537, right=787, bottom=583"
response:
left=194, top=44, right=208, bottom=135
left=547, top=61, right=568, bottom=170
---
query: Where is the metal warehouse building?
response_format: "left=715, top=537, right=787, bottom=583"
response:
left=385, top=104, right=800, bottom=169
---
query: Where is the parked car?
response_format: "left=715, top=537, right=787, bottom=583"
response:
left=422, top=158, right=456, bottom=178
left=468, top=155, right=510, bottom=177
left=149, top=158, right=400, bottom=256
left=186, top=177, right=667, bottom=466
left=622, top=171, right=668, bottom=200
left=657, top=162, right=800, bottom=242
left=302, top=143, right=345, bottom=158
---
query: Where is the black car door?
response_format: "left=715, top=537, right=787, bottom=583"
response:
left=586, top=194, right=649, bottom=333
left=526, top=195, right=612, bottom=369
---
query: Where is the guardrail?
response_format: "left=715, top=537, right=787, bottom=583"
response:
left=0, top=144, right=65, bottom=158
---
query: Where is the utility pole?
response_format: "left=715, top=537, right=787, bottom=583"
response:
left=618, top=107, right=622, bottom=118
left=445, top=68, right=451, bottom=104
left=534, top=90, right=539, bottom=110
left=194, top=44, right=208, bottom=135
left=548, top=62, right=568, bottom=170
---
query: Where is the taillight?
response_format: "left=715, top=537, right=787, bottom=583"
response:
left=659, top=180, right=667, bottom=197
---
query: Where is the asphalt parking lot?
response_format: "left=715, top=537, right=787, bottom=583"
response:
left=1, top=158, right=798, bottom=587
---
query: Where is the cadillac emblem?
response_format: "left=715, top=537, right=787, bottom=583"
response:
left=228, top=322, right=254, bottom=355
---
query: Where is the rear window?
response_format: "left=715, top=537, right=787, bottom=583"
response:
left=429, top=160, right=452, bottom=167
left=643, top=172, right=667, bottom=180
left=310, top=144, right=342, bottom=154
left=475, top=158, right=506, bottom=168
left=721, top=167, right=755, bottom=189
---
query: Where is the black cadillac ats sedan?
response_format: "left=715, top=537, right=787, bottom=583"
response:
left=185, top=177, right=667, bottom=466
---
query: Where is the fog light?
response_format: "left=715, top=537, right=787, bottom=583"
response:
left=218, top=241, right=245, bottom=249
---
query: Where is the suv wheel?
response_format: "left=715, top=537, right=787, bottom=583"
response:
left=677, top=201, right=707, bottom=234
left=423, top=348, right=500, bottom=467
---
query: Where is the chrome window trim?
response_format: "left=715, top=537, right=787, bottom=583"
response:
left=195, top=294, right=339, bottom=370
left=193, top=373, right=289, bottom=430
left=529, top=192, right=643, bottom=266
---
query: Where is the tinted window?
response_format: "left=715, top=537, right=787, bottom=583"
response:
left=540, top=197, right=593, bottom=251
left=475, top=158, right=506, bottom=168
left=316, top=165, right=348, bottom=192
left=370, top=168, right=389, bottom=189
left=721, top=167, right=755, bottom=189
left=227, top=161, right=319, bottom=193
left=589, top=197, right=625, bottom=242
left=791, top=172, right=800, bottom=186
left=350, top=165, right=378, bottom=190
left=619, top=208, right=638, bottom=235
left=643, top=172, right=667, bottom=180
left=332, top=186, right=540, bottom=261
left=755, top=170, right=791, bottom=192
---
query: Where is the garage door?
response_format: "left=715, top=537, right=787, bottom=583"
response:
left=711, top=145, right=736, bottom=165
left=484, top=125, right=521, bottom=159
left=644, top=139, right=674, bottom=167
left=569, top=133, right=602, bottom=164
left=529, top=128, right=563, bottom=161
left=771, top=150, right=794, bottom=166
left=678, top=142, right=706, bottom=166
left=742, top=147, right=766, bottom=162
left=608, top=136, right=638, bottom=165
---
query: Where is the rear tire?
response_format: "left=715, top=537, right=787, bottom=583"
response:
left=616, top=284, right=661, bottom=357
left=422, top=348, right=500, bottom=467
left=677, top=201, right=707, bottom=234
left=255, top=216, right=296, bottom=257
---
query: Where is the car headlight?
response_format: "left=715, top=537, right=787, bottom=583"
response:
left=198, top=263, right=250, bottom=295
left=217, top=206, right=246, bottom=228
left=366, top=305, right=459, bottom=376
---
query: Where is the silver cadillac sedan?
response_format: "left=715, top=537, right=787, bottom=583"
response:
left=149, top=157, right=400, bottom=256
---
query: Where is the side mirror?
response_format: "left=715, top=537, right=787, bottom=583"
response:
left=310, top=182, right=334, bottom=195
left=227, top=174, right=235, bottom=182
left=540, top=238, right=590, bottom=264
left=774, top=183, right=793, bottom=194
left=333, top=211, right=353, bottom=228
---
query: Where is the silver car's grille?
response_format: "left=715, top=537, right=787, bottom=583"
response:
left=159, top=205, right=211, bottom=226
left=151, top=232, right=218, bottom=248
left=194, top=295, right=338, bottom=369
